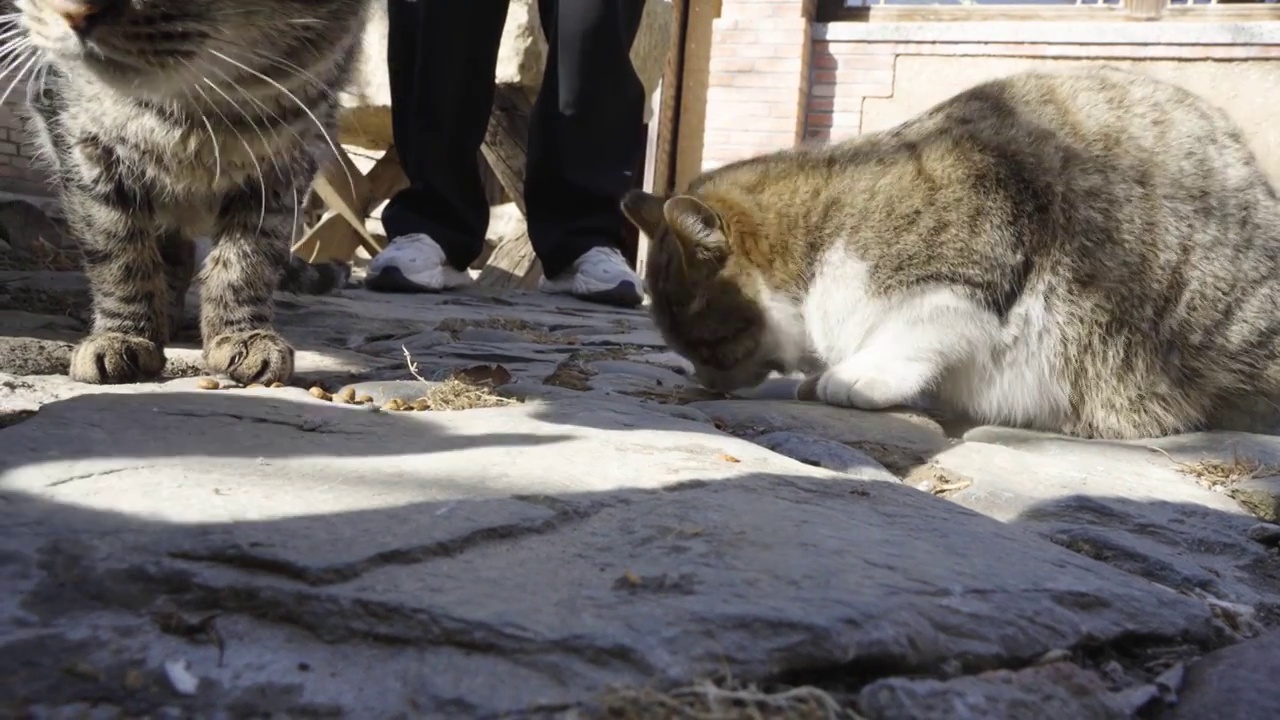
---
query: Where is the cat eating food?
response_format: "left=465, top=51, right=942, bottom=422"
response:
left=623, top=66, right=1280, bottom=439
left=11, top=0, right=371, bottom=385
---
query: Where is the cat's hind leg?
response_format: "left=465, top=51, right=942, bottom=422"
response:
left=66, top=193, right=168, bottom=384
left=199, top=182, right=296, bottom=386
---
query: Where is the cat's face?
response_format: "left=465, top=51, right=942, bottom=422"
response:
left=622, top=190, right=807, bottom=394
left=16, top=0, right=364, bottom=95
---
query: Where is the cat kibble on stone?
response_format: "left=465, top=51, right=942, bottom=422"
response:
left=623, top=66, right=1280, bottom=440
left=13, top=0, right=374, bottom=386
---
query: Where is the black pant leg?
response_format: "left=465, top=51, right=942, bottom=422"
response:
left=525, top=0, right=648, bottom=279
left=383, top=0, right=511, bottom=271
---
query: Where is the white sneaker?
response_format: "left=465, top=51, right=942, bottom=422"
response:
left=539, top=246, right=644, bottom=308
left=365, top=233, right=473, bottom=293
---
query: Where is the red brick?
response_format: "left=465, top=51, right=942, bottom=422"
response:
left=805, top=112, right=832, bottom=129
left=807, top=97, right=834, bottom=112
left=803, top=128, right=831, bottom=143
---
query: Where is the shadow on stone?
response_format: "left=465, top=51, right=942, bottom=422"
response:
left=1, top=384, right=1273, bottom=718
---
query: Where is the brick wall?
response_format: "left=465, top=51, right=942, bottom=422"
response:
left=0, top=88, right=50, bottom=197
left=805, top=42, right=895, bottom=145
left=805, top=36, right=1280, bottom=147
left=700, top=0, right=816, bottom=170
left=694, top=13, right=1280, bottom=179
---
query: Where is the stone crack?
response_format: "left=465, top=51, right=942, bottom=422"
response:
left=168, top=501, right=603, bottom=586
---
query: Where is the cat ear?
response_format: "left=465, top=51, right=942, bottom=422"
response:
left=620, top=190, right=668, bottom=240
left=662, top=195, right=725, bottom=250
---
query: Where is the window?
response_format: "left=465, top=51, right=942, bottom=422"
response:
left=823, top=0, right=1279, bottom=18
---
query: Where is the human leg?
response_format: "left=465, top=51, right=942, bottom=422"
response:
left=525, top=0, right=648, bottom=307
left=368, top=0, right=511, bottom=292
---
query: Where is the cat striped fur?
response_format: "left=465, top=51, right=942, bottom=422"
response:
left=9, top=0, right=372, bottom=385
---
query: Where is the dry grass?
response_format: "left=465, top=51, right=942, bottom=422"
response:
left=435, top=316, right=574, bottom=345
left=1148, top=446, right=1280, bottom=489
left=401, top=347, right=519, bottom=411
left=543, top=346, right=644, bottom=391
left=902, top=464, right=974, bottom=497
left=598, top=679, right=862, bottom=720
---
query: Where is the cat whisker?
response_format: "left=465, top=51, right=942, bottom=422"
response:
left=0, top=50, right=40, bottom=110
left=235, top=47, right=338, bottom=102
left=199, top=76, right=269, bottom=237
left=0, top=27, right=30, bottom=45
left=290, top=185, right=300, bottom=250
left=0, top=36, right=33, bottom=60
left=211, top=64, right=307, bottom=225
left=207, top=49, right=355, bottom=203
left=184, top=63, right=269, bottom=236
left=174, top=80, right=223, bottom=187
left=199, top=111, right=223, bottom=187
left=199, top=63, right=299, bottom=242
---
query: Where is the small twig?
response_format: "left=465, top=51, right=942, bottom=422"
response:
left=152, top=608, right=226, bottom=667
left=402, top=344, right=430, bottom=384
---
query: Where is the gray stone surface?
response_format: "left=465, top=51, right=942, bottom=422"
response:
left=0, top=390, right=1223, bottom=718
left=1229, top=476, right=1280, bottom=522
left=1249, top=523, right=1280, bottom=548
left=1, top=271, right=1278, bottom=718
left=858, top=663, right=1129, bottom=720
left=753, top=430, right=899, bottom=481
left=937, top=429, right=1280, bottom=616
left=688, top=399, right=953, bottom=474
left=1154, top=630, right=1280, bottom=720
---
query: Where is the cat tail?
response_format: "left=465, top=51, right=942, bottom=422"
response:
left=277, top=256, right=352, bottom=296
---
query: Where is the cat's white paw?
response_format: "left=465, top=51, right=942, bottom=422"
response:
left=814, top=358, right=929, bottom=410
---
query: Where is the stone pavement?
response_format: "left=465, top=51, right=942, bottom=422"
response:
left=2, top=256, right=1280, bottom=718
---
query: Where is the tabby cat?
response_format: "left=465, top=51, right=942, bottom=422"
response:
left=623, top=66, right=1280, bottom=439
left=13, top=0, right=371, bottom=385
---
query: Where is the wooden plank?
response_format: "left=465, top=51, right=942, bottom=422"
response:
left=292, top=211, right=365, bottom=264
left=309, top=149, right=385, bottom=257
left=299, top=144, right=409, bottom=262
left=651, top=0, right=688, bottom=197
left=364, top=145, right=410, bottom=204
left=313, top=148, right=372, bottom=230
left=673, top=0, right=718, bottom=192
left=475, top=230, right=543, bottom=290
left=476, top=84, right=540, bottom=288
left=479, top=84, right=534, bottom=217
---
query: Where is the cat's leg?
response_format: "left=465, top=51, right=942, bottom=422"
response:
left=813, top=293, right=997, bottom=411
left=199, top=182, right=296, bottom=386
left=159, top=230, right=197, bottom=343
left=66, top=196, right=169, bottom=385
left=815, top=352, right=941, bottom=411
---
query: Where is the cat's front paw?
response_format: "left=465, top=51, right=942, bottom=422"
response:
left=796, top=373, right=821, bottom=402
left=203, top=330, right=295, bottom=386
left=69, top=333, right=166, bottom=384
left=814, top=361, right=918, bottom=411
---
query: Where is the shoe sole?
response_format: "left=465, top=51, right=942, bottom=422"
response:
left=364, top=266, right=449, bottom=294
left=572, top=281, right=644, bottom=309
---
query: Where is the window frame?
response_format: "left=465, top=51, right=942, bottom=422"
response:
left=816, top=0, right=1280, bottom=22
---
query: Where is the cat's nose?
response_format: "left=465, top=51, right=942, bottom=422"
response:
left=50, top=0, right=119, bottom=35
